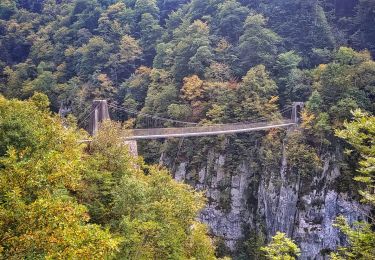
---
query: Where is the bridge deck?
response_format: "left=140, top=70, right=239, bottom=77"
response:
left=123, top=120, right=296, bottom=140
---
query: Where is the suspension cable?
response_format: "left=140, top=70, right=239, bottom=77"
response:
left=77, top=104, right=99, bottom=128
left=108, top=103, right=293, bottom=128
left=108, top=104, right=198, bottom=126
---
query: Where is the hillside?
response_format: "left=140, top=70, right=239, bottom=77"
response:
left=0, top=0, right=374, bottom=259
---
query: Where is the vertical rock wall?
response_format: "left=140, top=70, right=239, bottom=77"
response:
left=170, top=143, right=369, bottom=259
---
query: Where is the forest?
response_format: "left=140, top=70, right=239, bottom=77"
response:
left=0, top=0, right=374, bottom=259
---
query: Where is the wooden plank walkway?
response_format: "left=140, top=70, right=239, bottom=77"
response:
left=123, top=120, right=296, bottom=140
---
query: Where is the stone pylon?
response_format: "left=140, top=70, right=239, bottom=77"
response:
left=124, top=140, right=139, bottom=157
left=88, top=100, right=138, bottom=157
left=291, top=102, right=304, bottom=123
left=88, top=100, right=110, bottom=136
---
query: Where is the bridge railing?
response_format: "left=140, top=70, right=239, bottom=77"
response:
left=123, top=119, right=296, bottom=140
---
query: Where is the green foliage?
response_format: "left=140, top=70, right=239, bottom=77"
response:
left=77, top=121, right=136, bottom=225
left=29, top=91, right=50, bottom=111
left=336, top=110, right=375, bottom=205
left=97, top=2, right=133, bottom=41
left=70, top=0, right=102, bottom=32
left=80, top=121, right=217, bottom=259
left=140, top=68, right=179, bottom=125
left=0, top=96, right=219, bottom=259
left=113, top=167, right=212, bottom=259
left=275, top=51, right=302, bottom=74
left=274, top=51, right=310, bottom=105
left=351, top=0, right=375, bottom=54
left=168, top=103, right=192, bottom=120
left=331, top=110, right=375, bottom=259
left=260, top=232, right=301, bottom=260
left=187, top=223, right=217, bottom=260
left=0, top=0, right=373, bottom=117
left=285, top=131, right=321, bottom=179
left=0, top=197, right=119, bottom=259
left=178, top=64, right=281, bottom=125
left=235, top=65, right=279, bottom=121
left=304, top=48, right=375, bottom=146
left=121, top=66, right=152, bottom=112
left=237, top=230, right=267, bottom=260
left=330, top=216, right=375, bottom=260
left=216, top=0, right=249, bottom=42
left=0, top=1, right=375, bottom=258
left=139, top=12, right=162, bottom=59
left=22, top=70, right=57, bottom=101
left=0, top=95, right=120, bottom=259
left=255, top=0, right=336, bottom=65
left=74, top=36, right=113, bottom=78
left=238, top=14, right=281, bottom=74
left=154, top=19, right=212, bottom=81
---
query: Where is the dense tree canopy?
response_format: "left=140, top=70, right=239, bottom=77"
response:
left=261, top=232, right=301, bottom=260
left=0, top=95, right=217, bottom=259
left=1, top=0, right=373, bottom=112
left=0, top=94, right=120, bottom=259
left=0, top=0, right=374, bottom=259
left=332, top=111, right=375, bottom=259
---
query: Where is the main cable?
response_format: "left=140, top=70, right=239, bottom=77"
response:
left=109, top=103, right=293, bottom=128
left=108, top=104, right=198, bottom=126
left=78, top=104, right=99, bottom=128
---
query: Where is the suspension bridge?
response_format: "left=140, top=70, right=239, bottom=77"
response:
left=78, top=100, right=304, bottom=156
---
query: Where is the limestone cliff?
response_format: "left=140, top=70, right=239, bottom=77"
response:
left=163, top=136, right=369, bottom=259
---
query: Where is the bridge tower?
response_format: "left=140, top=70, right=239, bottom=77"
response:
left=88, top=100, right=110, bottom=136
left=291, top=102, right=304, bottom=123
left=88, top=100, right=138, bottom=157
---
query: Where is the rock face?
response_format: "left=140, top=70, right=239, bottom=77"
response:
left=168, top=144, right=369, bottom=259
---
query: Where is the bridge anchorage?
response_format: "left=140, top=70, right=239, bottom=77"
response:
left=86, top=100, right=304, bottom=156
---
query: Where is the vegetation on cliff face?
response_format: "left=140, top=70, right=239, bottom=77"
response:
left=261, top=232, right=301, bottom=260
left=0, top=0, right=374, bottom=259
left=0, top=95, right=217, bottom=259
left=331, top=111, right=375, bottom=260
